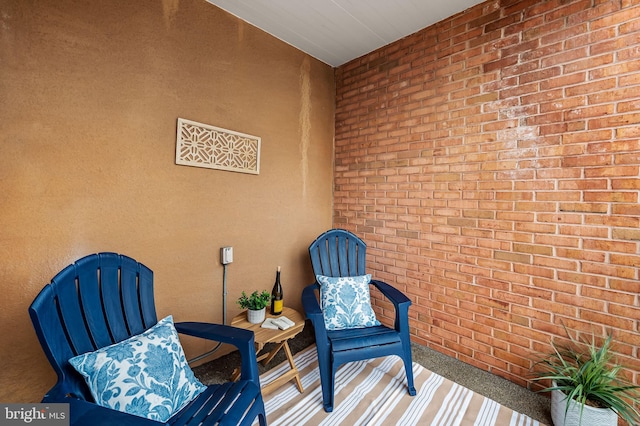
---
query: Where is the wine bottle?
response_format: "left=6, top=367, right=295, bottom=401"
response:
left=271, top=266, right=283, bottom=315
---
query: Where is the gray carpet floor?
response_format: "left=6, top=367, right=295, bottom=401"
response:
left=192, top=324, right=552, bottom=425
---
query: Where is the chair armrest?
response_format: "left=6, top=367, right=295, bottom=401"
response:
left=174, top=322, right=260, bottom=386
left=301, top=283, right=328, bottom=341
left=302, top=283, right=322, bottom=317
left=370, top=279, right=411, bottom=332
left=370, top=279, right=411, bottom=306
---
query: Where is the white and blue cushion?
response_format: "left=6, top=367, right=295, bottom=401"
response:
left=69, top=315, right=205, bottom=422
left=317, top=274, right=381, bottom=330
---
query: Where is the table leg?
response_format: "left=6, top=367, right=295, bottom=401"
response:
left=261, top=346, right=303, bottom=394
left=282, top=341, right=304, bottom=393
left=230, top=368, right=240, bottom=382
left=260, top=341, right=285, bottom=365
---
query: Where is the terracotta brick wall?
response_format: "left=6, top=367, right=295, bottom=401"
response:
left=334, top=0, right=640, bottom=389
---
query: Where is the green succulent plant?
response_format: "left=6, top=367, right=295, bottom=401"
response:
left=236, top=290, right=271, bottom=310
left=532, top=327, right=640, bottom=425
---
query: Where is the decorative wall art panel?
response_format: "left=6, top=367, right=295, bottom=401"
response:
left=175, top=118, right=261, bottom=174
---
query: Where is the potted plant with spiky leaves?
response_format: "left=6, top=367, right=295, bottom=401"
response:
left=532, top=328, right=640, bottom=426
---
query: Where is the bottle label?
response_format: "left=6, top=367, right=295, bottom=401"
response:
left=272, top=299, right=283, bottom=313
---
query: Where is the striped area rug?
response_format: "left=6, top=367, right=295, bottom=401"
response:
left=258, top=345, right=544, bottom=426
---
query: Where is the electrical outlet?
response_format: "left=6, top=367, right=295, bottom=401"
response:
left=221, top=247, right=233, bottom=264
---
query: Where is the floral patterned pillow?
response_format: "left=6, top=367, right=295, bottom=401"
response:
left=69, top=315, right=205, bottom=422
left=317, top=274, right=381, bottom=330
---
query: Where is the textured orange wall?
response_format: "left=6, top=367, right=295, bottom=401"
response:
left=0, top=0, right=334, bottom=402
left=335, top=0, right=640, bottom=390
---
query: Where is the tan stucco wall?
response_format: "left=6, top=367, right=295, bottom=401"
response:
left=0, top=0, right=334, bottom=402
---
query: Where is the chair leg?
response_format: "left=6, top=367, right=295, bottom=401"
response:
left=403, top=355, right=417, bottom=396
left=318, top=364, right=335, bottom=412
left=314, top=346, right=335, bottom=412
left=258, top=412, right=267, bottom=426
left=319, top=365, right=335, bottom=412
left=400, top=329, right=417, bottom=396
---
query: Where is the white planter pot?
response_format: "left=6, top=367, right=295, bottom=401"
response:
left=246, top=307, right=266, bottom=324
left=551, top=387, right=618, bottom=426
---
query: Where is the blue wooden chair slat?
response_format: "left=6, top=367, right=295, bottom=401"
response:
left=302, top=229, right=417, bottom=412
left=77, top=257, right=113, bottom=349
left=29, top=252, right=266, bottom=426
left=356, top=238, right=366, bottom=275
left=168, top=365, right=264, bottom=426
left=99, top=254, right=130, bottom=343
left=170, top=383, right=233, bottom=426
left=221, top=382, right=266, bottom=425
left=316, top=235, right=332, bottom=276
left=120, top=255, right=147, bottom=335
left=335, top=234, right=344, bottom=275
left=198, top=382, right=250, bottom=425
left=328, top=234, right=341, bottom=275
left=54, top=265, right=96, bottom=355
left=137, top=261, right=157, bottom=329
left=327, top=325, right=401, bottom=351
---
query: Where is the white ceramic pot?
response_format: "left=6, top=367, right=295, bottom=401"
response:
left=246, top=307, right=266, bottom=324
left=551, top=387, right=618, bottom=426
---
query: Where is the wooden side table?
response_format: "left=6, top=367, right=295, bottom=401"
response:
left=231, top=306, right=305, bottom=395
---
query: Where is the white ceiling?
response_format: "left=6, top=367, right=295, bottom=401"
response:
left=206, top=0, right=485, bottom=67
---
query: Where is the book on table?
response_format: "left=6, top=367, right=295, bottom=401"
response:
left=261, top=316, right=295, bottom=330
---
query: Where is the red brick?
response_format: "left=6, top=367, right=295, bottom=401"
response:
left=590, top=113, right=640, bottom=130
left=584, top=191, right=637, bottom=203
left=558, top=271, right=606, bottom=287
left=585, top=214, right=639, bottom=228
left=558, top=179, right=608, bottom=190
left=558, top=225, right=609, bottom=238
left=583, top=238, right=637, bottom=254
left=562, top=129, right=613, bottom=144
left=612, top=204, right=640, bottom=216
left=533, top=278, right=577, bottom=295
left=534, top=234, right=580, bottom=248
left=610, top=279, right=640, bottom=295
left=534, top=255, right=578, bottom=271
left=582, top=261, right=636, bottom=279
left=580, top=310, right=635, bottom=332
left=613, top=228, right=640, bottom=241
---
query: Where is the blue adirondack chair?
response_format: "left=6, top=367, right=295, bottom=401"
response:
left=29, top=252, right=267, bottom=426
left=302, top=229, right=416, bottom=412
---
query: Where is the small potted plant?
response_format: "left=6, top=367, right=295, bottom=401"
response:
left=237, top=290, right=271, bottom=324
left=532, top=328, right=640, bottom=426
